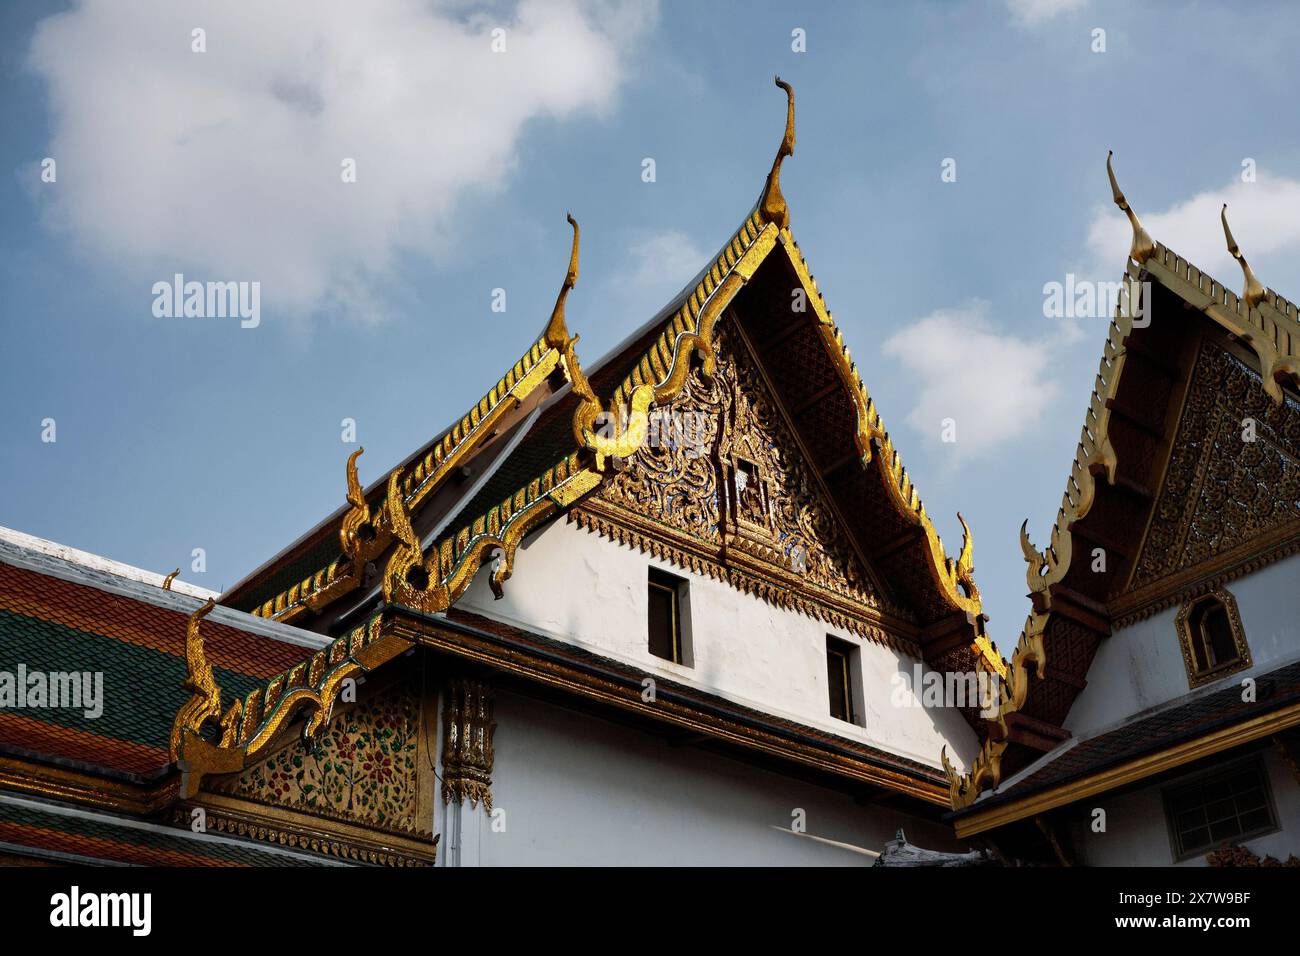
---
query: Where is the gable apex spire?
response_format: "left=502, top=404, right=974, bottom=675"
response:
left=544, top=213, right=581, bottom=350
left=1106, top=150, right=1154, bottom=263
left=1221, top=203, right=1267, bottom=309
left=759, top=76, right=796, bottom=230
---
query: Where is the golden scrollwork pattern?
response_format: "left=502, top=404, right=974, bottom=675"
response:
left=599, top=321, right=880, bottom=612
left=942, top=609, right=1048, bottom=809
left=1132, top=343, right=1300, bottom=589
left=441, top=679, right=496, bottom=810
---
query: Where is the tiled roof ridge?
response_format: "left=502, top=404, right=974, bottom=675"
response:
left=0, top=531, right=328, bottom=653
left=0, top=525, right=217, bottom=599
left=241, top=332, right=561, bottom=622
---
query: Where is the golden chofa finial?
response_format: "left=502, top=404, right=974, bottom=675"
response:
left=162, top=569, right=180, bottom=590
left=339, top=446, right=373, bottom=560
left=345, top=446, right=365, bottom=509
left=169, top=596, right=221, bottom=759
left=543, top=213, right=581, bottom=351
left=1106, top=151, right=1155, bottom=263
left=759, top=76, right=796, bottom=230
left=1221, top=203, right=1267, bottom=309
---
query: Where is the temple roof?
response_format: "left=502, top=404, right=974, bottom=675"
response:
left=0, top=792, right=336, bottom=866
left=0, top=529, right=327, bottom=785
left=142, top=77, right=1014, bottom=806
left=951, top=655, right=1300, bottom=837
left=219, top=78, right=1002, bottom=689
left=222, top=333, right=562, bottom=620
left=944, top=155, right=1300, bottom=810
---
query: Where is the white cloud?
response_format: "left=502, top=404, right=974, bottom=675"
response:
left=881, top=300, right=1062, bottom=460
left=1086, top=170, right=1300, bottom=289
left=602, top=228, right=709, bottom=325
left=28, top=0, right=657, bottom=321
left=1006, top=0, right=1087, bottom=26
left=620, top=230, right=707, bottom=292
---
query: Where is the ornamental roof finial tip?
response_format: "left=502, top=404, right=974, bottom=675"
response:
left=544, top=214, right=581, bottom=349
left=345, top=447, right=365, bottom=507
left=759, top=76, right=795, bottom=230
left=956, top=512, right=974, bottom=578
left=564, top=212, right=580, bottom=288
left=1106, top=150, right=1154, bottom=263
left=1221, top=203, right=1266, bottom=308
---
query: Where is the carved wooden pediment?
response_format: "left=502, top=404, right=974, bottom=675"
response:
left=575, top=316, right=902, bottom=642
left=1129, top=340, right=1300, bottom=592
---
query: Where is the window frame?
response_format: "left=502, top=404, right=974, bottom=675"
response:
left=825, top=636, right=861, bottom=725
left=647, top=567, right=690, bottom=666
left=1161, top=755, right=1279, bottom=862
left=1174, top=588, right=1252, bottom=689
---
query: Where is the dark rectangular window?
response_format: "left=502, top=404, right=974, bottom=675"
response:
left=648, top=568, right=685, bottom=664
left=1163, top=758, right=1277, bottom=860
left=826, top=638, right=856, bottom=723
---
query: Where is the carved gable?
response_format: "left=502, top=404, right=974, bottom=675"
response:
left=205, top=668, right=436, bottom=848
left=1130, top=339, right=1300, bottom=591
left=574, top=316, right=908, bottom=646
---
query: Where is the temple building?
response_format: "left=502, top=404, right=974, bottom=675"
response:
left=1, top=80, right=1296, bottom=867
left=946, top=157, right=1300, bottom=866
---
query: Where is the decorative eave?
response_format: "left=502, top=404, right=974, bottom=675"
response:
left=945, top=153, right=1300, bottom=810
left=171, top=602, right=410, bottom=797
left=777, top=229, right=994, bottom=664
left=382, top=203, right=775, bottom=615
left=238, top=332, right=563, bottom=623
left=1150, top=208, right=1300, bottom=404
left=1017, top=162, right=1300, bottom=604
left=942, top=609, right=1048, bottom=808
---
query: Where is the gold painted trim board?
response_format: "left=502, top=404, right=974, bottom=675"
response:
left=954, top=699, right=1300, bottom=838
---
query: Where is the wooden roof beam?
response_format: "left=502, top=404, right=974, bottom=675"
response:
left=1110, top=474, right=1155, bottom=502
left=753, top=320, right=809, bottom=355
left=820, top=450, right=862, bottom=481
left=873, top=528, right=922, bottom=562
left=1066, top=521, right=1132, bottom=560
left=1122, top=334, right=1180, bottom=377
left=793, top=381, right=841, bottom=416
left=1042, top=585, right=1112, bottom=635
left=1104, top=395, right=1164, bottom=438
left=1002, top=712, right=1071, bottom=753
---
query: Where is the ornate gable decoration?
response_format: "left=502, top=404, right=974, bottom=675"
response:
left=1131, top=340, right=1300, bottom=591
left=194, top=666, right=439, bottom=865
left=574, top=318, right=904, bottom=647
left=207, top=670, right=431, bottom=838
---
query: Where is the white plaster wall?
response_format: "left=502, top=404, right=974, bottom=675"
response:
left=471, top=689, right=964, bottom=866
left=1066, top=552, right=1300, bottom=737
left=1070, top=748, right=1300, bottom=866
left=458, top=517, right=979, bottom=771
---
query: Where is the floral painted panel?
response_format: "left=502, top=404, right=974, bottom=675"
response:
left=212, top=676, right=425, bottom=836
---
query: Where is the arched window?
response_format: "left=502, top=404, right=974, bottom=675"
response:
left=1175, top=589, right=1251, bottom=688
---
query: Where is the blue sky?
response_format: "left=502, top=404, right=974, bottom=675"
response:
left=3, top=0, right=1299, bottom=648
